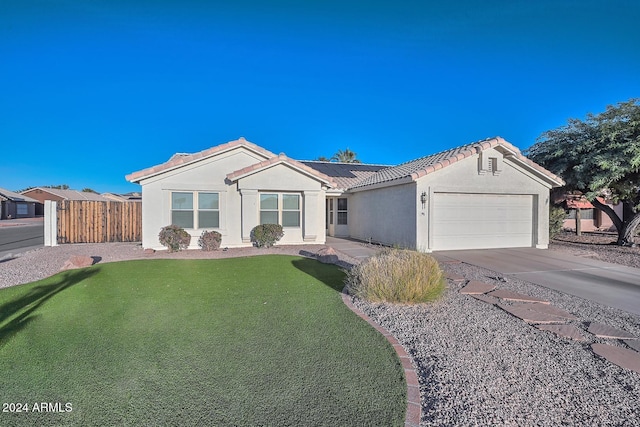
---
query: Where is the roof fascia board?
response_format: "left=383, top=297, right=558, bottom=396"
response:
left=347, top=176, right=414, bottom=192
left=502, top=154, right=565, bottom=187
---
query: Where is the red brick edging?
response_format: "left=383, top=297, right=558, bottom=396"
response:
left=341, top=291, right=421, bottom=427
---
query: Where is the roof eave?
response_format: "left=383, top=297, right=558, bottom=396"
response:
left=347, top=176, right=414, bottom=192
left=503, top=154, right=565, bottom=187
left=226, top=156, right=336, bottom=187
left=126, top=138, right=275, bottom=183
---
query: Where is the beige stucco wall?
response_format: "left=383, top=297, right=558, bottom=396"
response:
left=137, top=148, right=326, bottom=250
left=348, top=183, right=417, bottom=249
left=415, top=147, right=553, bottom=250
left=138, top=148, right=265, bottom=249
left=235, top=163, right=327, bottom=245
left=344, top=147, right=554, bottom=251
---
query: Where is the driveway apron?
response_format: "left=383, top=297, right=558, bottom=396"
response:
left=435, top=248, right=640, bottom=316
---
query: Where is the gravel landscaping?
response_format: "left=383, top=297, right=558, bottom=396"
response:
left=351, top=232, right=640, bottom=426
left=1, top=232, right=639, bottom=426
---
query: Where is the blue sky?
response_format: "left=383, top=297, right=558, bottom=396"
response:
left=2, top=0, right=639, bottom=194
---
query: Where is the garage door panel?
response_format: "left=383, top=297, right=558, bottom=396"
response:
left=432, top=193, right=533, bottom=250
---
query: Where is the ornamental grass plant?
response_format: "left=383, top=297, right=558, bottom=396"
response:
left=346, top=248, right=446, bottom=304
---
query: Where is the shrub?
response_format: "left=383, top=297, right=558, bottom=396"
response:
left=198, top=230, right=222, bottom=251
left=158, top=224, right=191, bottom=252
left=250, top=224, right=284, bottom=248
left=549, top=205, right=567, bottom=239
left=345, top=249, right=446, bottom=304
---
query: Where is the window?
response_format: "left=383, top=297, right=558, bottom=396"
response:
left=566, top=208, right=594, bottom=220
left=198, top=193, right=219, bottom=228
left=172, top=192, right=193, bottom=228
left=260, top=194, right=279, bottom=225
left=171, top=192, right=219, bottom=229
left=260, top=193, right=301, bottom=227
left=282, top=194, right=300, bottom=227
left=16, top=203, right=28, bottom=216
left=337, top=198, right=347, bottom=225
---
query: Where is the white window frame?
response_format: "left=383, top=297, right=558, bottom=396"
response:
left=337, top=198, right=348, bottom=225
left=259, top=193, right=301, bottom=228
left=171, top=191, right=220, bottom=229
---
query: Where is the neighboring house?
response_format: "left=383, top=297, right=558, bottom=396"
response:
left=21, top=187, right=110, bottom=204
left=126, top=136, right=564, bottom=251
left=102, top=192, right=142, bottom=202
left=0, top=187, right=39, bottom=219
left=556, top=194, right=622, bottom=232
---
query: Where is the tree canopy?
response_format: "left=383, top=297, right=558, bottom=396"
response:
left=526, top=98, right=640, bottom=245
left=330, top=148, right=361, bottom=163
left=315, top=148, right=362, bottom=163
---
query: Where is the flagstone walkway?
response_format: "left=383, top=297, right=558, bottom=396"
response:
left=457, top=275, right=640, bottom=375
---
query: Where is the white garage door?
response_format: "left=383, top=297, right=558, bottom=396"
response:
left=432, top=193, right=534, bottom=250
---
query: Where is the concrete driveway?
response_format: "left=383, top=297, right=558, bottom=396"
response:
left=435, top=248, right=640, bottom=316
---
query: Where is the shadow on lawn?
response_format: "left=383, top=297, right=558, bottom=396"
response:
left=291, top=257, right=347, bottom=293
left=0, top=268, right=98, bottom=347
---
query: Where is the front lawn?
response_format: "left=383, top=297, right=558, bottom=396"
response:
left=0, top=256, right=406, bottom=426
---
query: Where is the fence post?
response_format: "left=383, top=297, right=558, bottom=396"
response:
left=44, top=200, right=58, bottom=247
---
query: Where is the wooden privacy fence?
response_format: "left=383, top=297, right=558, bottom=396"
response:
left=56, top=200, right=142, bottom=244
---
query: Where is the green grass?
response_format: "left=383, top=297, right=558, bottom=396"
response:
left=0, top=256, right=406, bottom=426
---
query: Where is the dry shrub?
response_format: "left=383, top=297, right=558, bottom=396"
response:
left=198, top=230, right=222, bottom=251
left=250, top=224, right=284, bottom=248
left=158, top=224, right=191, bottom=252
left=346, top=249, right=446, bottom=304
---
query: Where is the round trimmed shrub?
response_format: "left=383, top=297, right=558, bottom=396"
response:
left=250, top=224, right=284, bottom=248
left=158, top=224, right=191, bottom=252
left=198, top=230, right=222, bottom=251
left=345, top=249, right=446, bottom=304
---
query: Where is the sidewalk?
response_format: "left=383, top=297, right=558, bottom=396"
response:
left=325, top=236, right=382, bottom=261
left=0, top=217, right=44, bottom=227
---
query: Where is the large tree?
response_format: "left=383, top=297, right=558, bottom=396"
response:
left=526, top=99, right=640, bottom=246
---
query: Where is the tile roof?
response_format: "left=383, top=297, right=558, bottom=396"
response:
left=0, top=187, right=39, bottom=203
left=300, top=161, right=389, bottom=190
left=560, top=195, right=606, bottom=209
left=349, top=137, right=564, bottom=189
left=26, top=188, right=110, bottom=201
left=126, top=137, right=276, bottom=182
left=227, top=154, right=336, bottom=186
left=102, top=192, right=142, bottom=202
left=126, top=136, right=564, bottom=191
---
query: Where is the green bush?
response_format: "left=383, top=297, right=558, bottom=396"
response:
left=549, top=205, right=567, bottom=239
left=158, top=225, right=192, bottom=252
left=345, top=249, right=446, bottom=304
left=250, top=224, right=284, bottom=248
left=198, top=230, right=222, bottom=251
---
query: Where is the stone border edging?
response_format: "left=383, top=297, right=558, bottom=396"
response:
left=341, top=291, right=421, bottom=427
